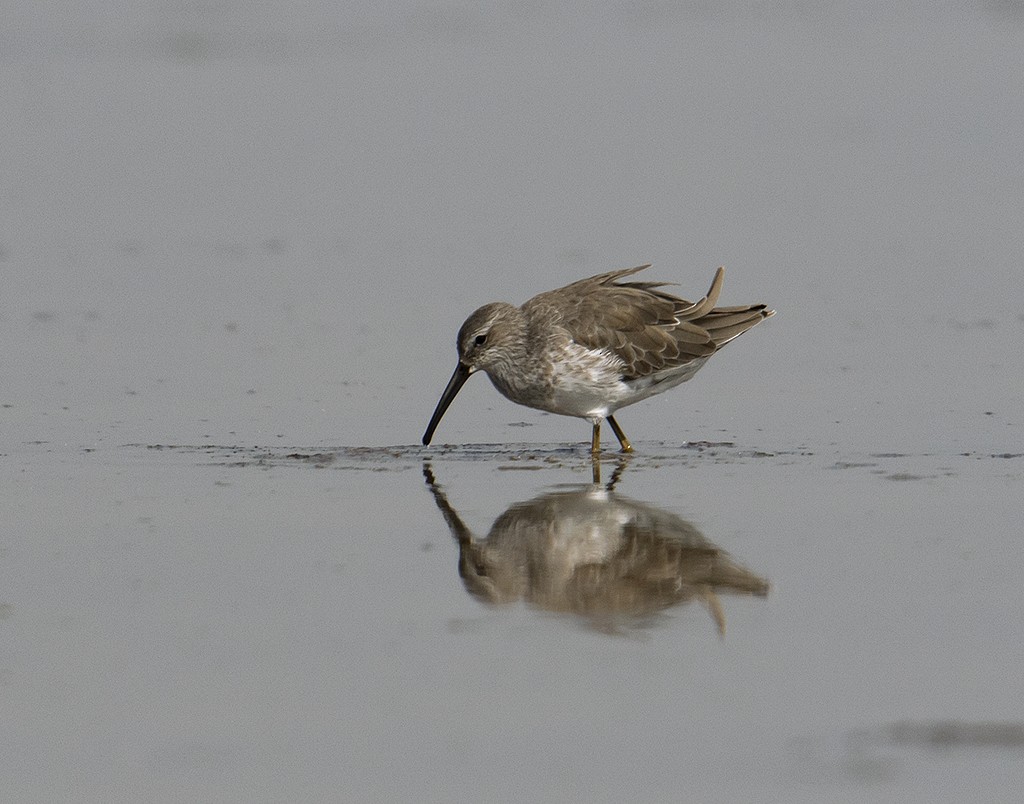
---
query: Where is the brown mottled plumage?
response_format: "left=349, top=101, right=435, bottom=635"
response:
left=423, top=265, right=773, bottom=453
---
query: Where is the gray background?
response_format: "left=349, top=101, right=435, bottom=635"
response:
left=3, top=2, right=1023, bottom=801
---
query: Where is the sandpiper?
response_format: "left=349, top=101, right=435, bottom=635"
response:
left=422, top=264, right=773, bottom=453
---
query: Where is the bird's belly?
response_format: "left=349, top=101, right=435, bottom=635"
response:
left=487, top=348, right=625, bottom=420
left=487, top=349, right=709, bottom=421
left=489, top=369, right=621, bottom=419
left=585, top=357, right=711, bottom=416
left=546, top=381, right=626, bottom=419
left=619, top=358, right=710, bottom=404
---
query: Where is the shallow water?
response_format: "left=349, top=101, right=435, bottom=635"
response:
left=4, top=439, right=1021, bottom=800
left=3, top=1, right=1024, bottom=801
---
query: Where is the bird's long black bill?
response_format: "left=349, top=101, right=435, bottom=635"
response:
left=422, top=363, right=472, bottom=445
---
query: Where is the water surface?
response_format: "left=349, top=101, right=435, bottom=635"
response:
left=3, top=1, right=1023, bottom=801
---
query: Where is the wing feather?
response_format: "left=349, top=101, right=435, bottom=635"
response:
left=524, top=265, right=772, bottom=380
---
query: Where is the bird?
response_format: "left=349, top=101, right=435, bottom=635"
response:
left=422, top=264, right=773, bottom=454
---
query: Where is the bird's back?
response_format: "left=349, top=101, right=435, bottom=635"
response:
left=525, top=265, right=773, bottom=381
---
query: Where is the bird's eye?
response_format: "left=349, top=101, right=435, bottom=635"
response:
left=474, top=333, right=487, bottom=346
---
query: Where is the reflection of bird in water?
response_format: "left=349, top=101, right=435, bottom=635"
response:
left=423, top=463, right=769, bottom=635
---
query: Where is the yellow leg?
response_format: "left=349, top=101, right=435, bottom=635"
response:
left=591, top=422, right=601, bottom=455
left=606, top=415, right=633, bottom=453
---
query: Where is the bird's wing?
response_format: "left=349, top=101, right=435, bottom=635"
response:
left=528, top=266, right=723, bottom=380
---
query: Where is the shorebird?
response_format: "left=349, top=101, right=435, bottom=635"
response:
left=422, top=265, right=773, bottom=453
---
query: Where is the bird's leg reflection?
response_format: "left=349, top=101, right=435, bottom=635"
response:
left=422, top=461, right=770, bottom=636
left=605, top=454, right=631, bottom=490
left=590, top=451, right=632, bottom=488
